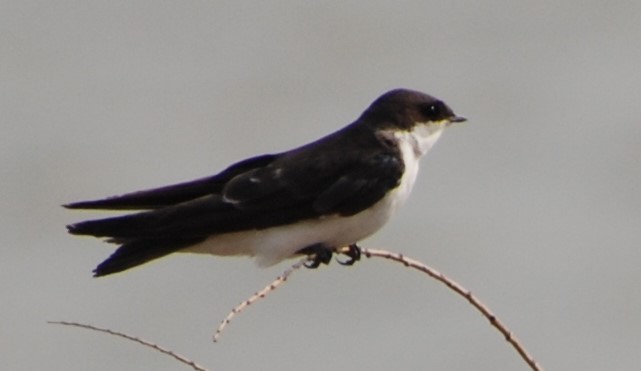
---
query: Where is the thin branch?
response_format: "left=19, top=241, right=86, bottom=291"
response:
left=53, top=248, right=542, bottom=371
left=212, top=257, right=308, bottom=343
left=48, top=321, right=208, bottom=371
left=358, top=248, right=543, bottom=371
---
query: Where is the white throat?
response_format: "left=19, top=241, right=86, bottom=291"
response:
left=399, top=122, right=446, bottom=157
left=378, top=122, right=447, bottom=213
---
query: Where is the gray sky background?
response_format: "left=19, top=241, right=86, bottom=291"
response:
left=2, top=1, right=641, bottom=370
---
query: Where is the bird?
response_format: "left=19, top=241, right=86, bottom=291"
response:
left=65, top=88, right=466, bottom=277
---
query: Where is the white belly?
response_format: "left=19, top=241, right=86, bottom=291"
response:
left=184, top=179, right=409, bottom=266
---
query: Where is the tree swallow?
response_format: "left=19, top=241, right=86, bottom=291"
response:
left=66, top=88, right=466, bottom=277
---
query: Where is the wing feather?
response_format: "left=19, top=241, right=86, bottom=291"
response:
left=68, top=152, right=403, bottom=239
left=64, top=154, right=277, bottom=210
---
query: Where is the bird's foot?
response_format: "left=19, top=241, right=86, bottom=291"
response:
left=298, top=244, right=333, bottom=268
left=336, top=243, right=361, bottom=266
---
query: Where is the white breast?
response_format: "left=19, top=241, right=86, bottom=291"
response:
left=185, top=124, right=446, bottom=266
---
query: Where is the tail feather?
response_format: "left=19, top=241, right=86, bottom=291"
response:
left=67, top=211, right=159, bottom=239
left=67, top=194, right=231, bottom=240
left=93, top=237, right=205, bottom=277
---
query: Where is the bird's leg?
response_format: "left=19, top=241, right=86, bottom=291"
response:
left=336, top=243, right=361, bottom=266
left=297, top=244, right=333, bottom=268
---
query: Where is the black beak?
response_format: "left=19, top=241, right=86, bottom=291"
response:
left=449, top=116, right=467, bottom=123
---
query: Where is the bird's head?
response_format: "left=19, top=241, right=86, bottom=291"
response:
left=361, top=89, right=466, bottom=157
left=362, top=88, right=466, bottom=130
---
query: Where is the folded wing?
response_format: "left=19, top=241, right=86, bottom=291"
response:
left=64, top=154, right=278, bottom=210
left=67, top=136, right=404, bottom=276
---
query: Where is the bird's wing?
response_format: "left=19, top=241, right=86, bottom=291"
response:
left=67, top=148, right=404, bottom=240
left=222, top=151, right=404, bottom=216
left=63, top=154, right=278, bottom=210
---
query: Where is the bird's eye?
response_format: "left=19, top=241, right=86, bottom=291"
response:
left=422, top=103, right=442, bottom=120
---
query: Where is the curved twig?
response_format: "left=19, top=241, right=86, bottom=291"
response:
left=48, top=321, right=208, bottom=371
left=52, top=248, right=542, bottom=371
left=359, top=248, right=542, bottom=371
left=213, top=257, right=307, bottom=342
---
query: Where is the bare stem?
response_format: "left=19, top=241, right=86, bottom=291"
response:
left=212, top=257, right=308, bottom=342
left=52, top=248, right=542, bottom=371
left=48, top=321, right=208, bottom=371
left=358, top=248, right=543, bottom=371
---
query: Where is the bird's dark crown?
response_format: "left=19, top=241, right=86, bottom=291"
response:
left=360, top=88, right=462, bottom=130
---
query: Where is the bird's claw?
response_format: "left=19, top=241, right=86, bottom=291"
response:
left=298, top=243, right=361, bottom=268
left=336, top=243, right=361, bottom=266
left=298, top=244, right=333, bottom=269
